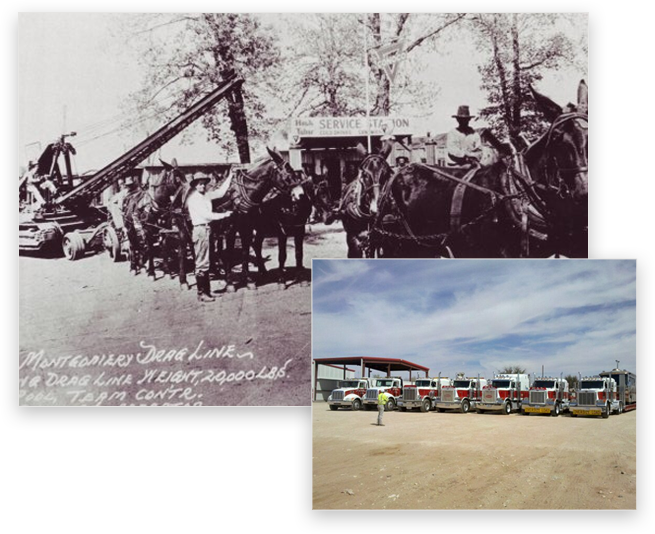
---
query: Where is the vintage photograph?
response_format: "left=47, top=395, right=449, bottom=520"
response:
left=19, top=13, right=587, bottom=406
left=311, top=259, right=636, bottom=510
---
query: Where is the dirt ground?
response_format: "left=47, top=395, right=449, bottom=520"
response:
left=312, top=403, right=637, bottom=510
left=19, top=222, right=346, bottom=406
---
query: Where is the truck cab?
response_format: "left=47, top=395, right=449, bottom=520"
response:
left=397, top=377, right=451, bottom=412
left=363, top=377, right=405, bottom=411
left=476, top=373, right=530, bottom=415
left=435, top=376, right=488, bottom=413
left=521, top=377, right=569, bottom=417
left=570, top=376, right=620, bottom=418
left=327, top=378, right=372, bottom=411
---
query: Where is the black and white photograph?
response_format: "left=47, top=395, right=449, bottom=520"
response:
left=18, top=12, right=587, bottom=407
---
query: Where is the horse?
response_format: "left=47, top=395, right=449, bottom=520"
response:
left=121, top=159, right=192, bottom=285
left=371, top=81, right=588, bottom=258
left=222, top=148, right=305, bottom=291
left=338, top=142, right=394, bottom=258
left=252, top=173, right=312, bottom=287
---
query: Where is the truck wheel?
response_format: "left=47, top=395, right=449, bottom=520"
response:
left=329, top=405, right=338, bottom=411
left=460, top=399, right=471, bottom=414
left=386, top=398, right=396, bottom=411
left=602, top=403, right=610, bottom=418
left=62, top=231, right=86, bottom=261
left=618, top=402, right=623, bottom=415
left=502, top=402, right=511, bottom=415
left=551, top=403, right=560, bottom=417
left=104, top=226, right=122, bottom=262
left=352, top=399, right=362, bottom=411
left=421, top=398, right=431, bottom=412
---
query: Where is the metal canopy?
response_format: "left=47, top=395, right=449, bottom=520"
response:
left=312, top=356, right=429, bottom=401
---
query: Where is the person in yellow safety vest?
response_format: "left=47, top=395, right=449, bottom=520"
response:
left=377, top=390, right=390, bottom=426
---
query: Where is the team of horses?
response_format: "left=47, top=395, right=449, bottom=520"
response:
left=118, top=81, right=588, bottom=293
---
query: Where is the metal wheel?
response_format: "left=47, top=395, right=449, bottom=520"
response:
left=460, top=399, right=471, bottom=414
left=602, top=403, right=610, bottom=418
left=62, top=231, right=85, bottom=261
left=551, top=403, right=560, bottom=417
left=352, top=398, right=362, bottom=411
left=386, top=398, right=396, bottom=411
left=502, top=402, right=511, bottom=415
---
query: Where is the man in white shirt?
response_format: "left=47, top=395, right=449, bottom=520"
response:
left=185, top=172, right=233, bottom=302
left=446, top=105, right=484, bottom=166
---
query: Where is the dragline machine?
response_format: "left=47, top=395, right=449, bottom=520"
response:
left=19, top=74, right=243, bottom=260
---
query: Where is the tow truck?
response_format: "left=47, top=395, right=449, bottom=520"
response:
left=362, top=377, right=406, bottom=411
left=397, top=376, right=451, bottom=412
left=434, top=374, right=488, bottom=413
left=521, top=376, right=570, bottom=417
left=327, top=378, right=374, bottom=411
left=476, top=373, right=530, bottom=415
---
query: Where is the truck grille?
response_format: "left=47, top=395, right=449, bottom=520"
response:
left=530, top=391, right=546, bottom=404
left=332, top=391, right=344, bottom=401
left=578, top=391, right=597, bottom=406
left=482, top=389, right=497, bottom=403
left=366, top=389, right=378, bottom=400
left=442, top=389, right=455, bottom=403
left=403, top=388, right=417, bottom=401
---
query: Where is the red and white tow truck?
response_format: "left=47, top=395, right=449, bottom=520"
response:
left=521, top=376, right=570, bottom=417
left=476, top=373, right=530, bottom=415
left=397, top=376, right=452, bottom=412
left=327, top=378, right=374, bottom=411
left=434, top=374, right=488, bottom=414
left=570, top=374, right=621, bottom=418
left=362, top=377, right=406, bottom=411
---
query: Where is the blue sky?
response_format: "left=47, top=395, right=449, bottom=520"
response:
left=312, top=260, right=636, bottom=379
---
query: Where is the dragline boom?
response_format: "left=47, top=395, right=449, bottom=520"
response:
left=55, top=74, right=244, bottom=209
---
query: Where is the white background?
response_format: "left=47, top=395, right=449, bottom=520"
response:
left=0, top=434, right=291, bottom=534
left=608, top=0, right=655, bottom=244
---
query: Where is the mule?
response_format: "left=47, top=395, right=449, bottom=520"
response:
left=252, top=175, right=312, bottom=287
left=372, top=81, right=588, bottom=258
left=338, top=143, right=393, bottom=258
left=122, top=159, right=191, bottom=284
left=222, top=148, right=305, bottom=291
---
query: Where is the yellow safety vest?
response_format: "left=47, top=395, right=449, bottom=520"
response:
left=378, top=391, right=389, bottom=406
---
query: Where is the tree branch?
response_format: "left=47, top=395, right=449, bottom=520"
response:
left=405, top=14, right=466, bottom=53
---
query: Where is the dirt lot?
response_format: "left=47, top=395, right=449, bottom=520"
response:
left=312, top=403, right=636, bottom=510
left=19, top=223, right=346, bottom=406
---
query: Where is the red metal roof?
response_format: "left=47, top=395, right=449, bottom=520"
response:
left=314, top=356, right=429, bottom=373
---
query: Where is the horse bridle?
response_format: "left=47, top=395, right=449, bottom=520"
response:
left=356, top=154, right=388, bottom=209
left=541, top=112, right=588, bottom=197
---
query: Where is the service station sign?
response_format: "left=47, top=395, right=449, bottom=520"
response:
left=290, top=116, right=415, bottom=140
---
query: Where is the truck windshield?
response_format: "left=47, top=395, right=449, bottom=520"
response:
left=376, top=379, right=394, bottom=387
left=581, top=380, right=605, bottom=389
left=532, top=380, right=555, bottom=389
left=491, top=380, right=511, bottom=388
left=415, top=380, right=431, bottom=387
left=453, top=380, right=472, bottom=388
left=339, top=381, right=359, bottom=388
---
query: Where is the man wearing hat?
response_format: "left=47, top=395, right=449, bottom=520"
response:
left=185, top=172, right=233, bottom=302
left=446, top=105, right=483, bottom=166
left=109, top=175, right=138, bottom=231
